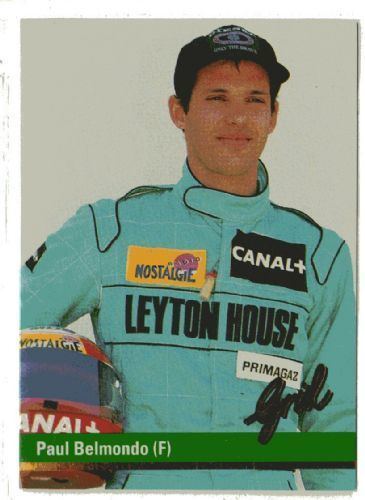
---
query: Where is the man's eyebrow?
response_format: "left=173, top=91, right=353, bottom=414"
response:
left=207, top=88, right=228, bottom=93
left=206, top=88, right=269, bottom=95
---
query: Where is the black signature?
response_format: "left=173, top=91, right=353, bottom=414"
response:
left=243, top=363, right=333, bottom=444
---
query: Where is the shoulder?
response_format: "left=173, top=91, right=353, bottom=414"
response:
left=270, top=202, right=347, bottom=285
left=270, top=201, right=344, bottom=243
left=88, top=184, right=174, bottom=252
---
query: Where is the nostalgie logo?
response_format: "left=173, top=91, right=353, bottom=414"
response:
left=231, top=230, right=307, bottom=292
left=126, top=246, right=207, bottom=289
left=20, top=332, right=87, bottom=354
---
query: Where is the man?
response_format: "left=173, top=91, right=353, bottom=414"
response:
left=21, top=24, right=356, bottom=491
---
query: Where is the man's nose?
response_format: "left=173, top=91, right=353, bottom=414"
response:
left=225, top=103, right=249, bottom=125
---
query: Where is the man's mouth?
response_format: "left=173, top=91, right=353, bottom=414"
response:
left=217, top=136, right=252, bottom=143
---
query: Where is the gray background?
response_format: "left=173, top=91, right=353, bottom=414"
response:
left=21, top=19, right=358, bottom=336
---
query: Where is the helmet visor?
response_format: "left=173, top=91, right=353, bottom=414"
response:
left=21, top=347, right=123, bottom=421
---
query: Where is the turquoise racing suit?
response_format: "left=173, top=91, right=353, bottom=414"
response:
left=21, top=161, right=356, bottom=490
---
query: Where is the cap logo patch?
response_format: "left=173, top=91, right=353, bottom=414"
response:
left=213, top=31, right=255, bottom=47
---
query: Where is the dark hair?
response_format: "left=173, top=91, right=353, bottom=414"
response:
left=176, top=58, right=281, bottom=114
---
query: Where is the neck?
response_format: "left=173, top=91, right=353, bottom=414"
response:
left=187, top=159, right=259, bottom=196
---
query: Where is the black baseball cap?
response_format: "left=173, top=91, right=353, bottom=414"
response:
left=174, top=25, right=290, bottom=100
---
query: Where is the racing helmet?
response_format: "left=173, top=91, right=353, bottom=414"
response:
left=20, top=328, right=124, bottom=489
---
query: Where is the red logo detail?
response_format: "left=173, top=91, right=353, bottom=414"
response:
left=174, top=253, right=199, bottom=271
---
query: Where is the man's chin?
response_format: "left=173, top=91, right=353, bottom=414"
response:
left=207, top=159, right=257, bottom=177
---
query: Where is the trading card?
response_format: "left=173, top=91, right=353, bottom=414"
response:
left=19, top=18, right=357, bottom=492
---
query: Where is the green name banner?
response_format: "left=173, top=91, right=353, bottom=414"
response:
left=20, top=433, right=356, bottom=464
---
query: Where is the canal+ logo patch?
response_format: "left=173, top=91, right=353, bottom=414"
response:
left=231, top=230, right=307, bottom=292
left=126, top=246, right=206, bottom=289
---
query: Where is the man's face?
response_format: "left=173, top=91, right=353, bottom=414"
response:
left=170, top=60, right=278, bottom=177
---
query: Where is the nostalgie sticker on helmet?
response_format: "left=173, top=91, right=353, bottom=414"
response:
left=20, top=328, right=113, bottom=366
left=20, top=328, right=124, bottom=489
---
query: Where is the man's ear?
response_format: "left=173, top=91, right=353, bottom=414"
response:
left=269, top=100, right=279, bottom=134
left=168, top=95, right=186, bottom=131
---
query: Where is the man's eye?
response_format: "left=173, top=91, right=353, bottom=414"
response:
left=207, top=95, right=227, bottom=101
left=247, top=97, right=266, bottom=104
